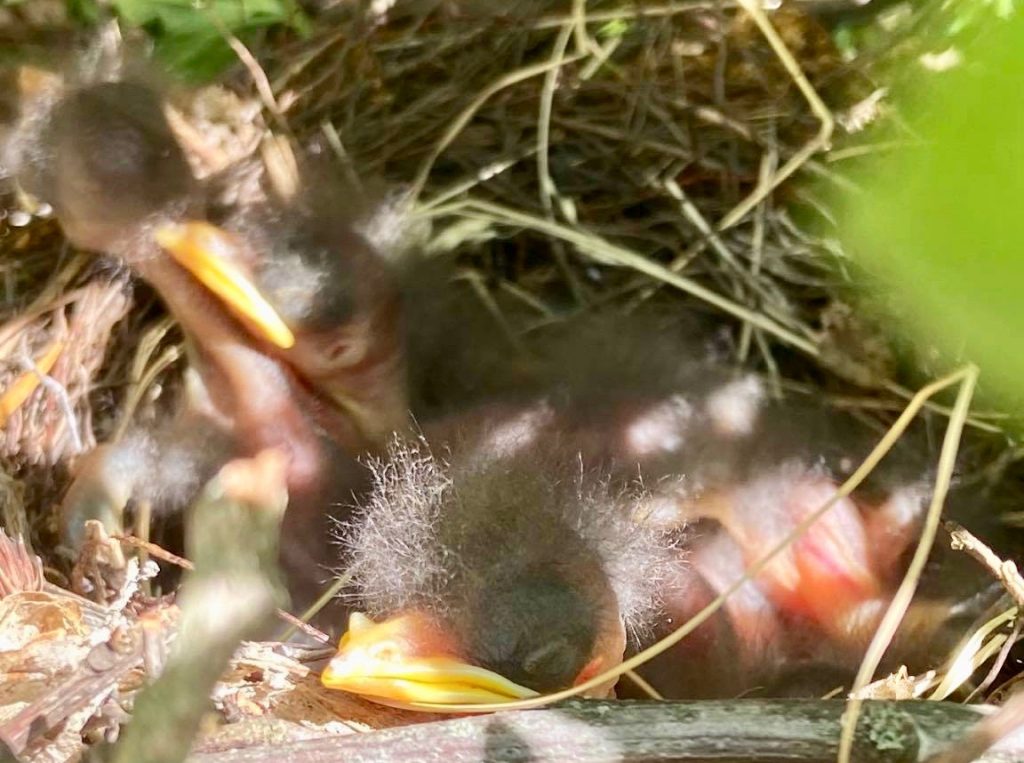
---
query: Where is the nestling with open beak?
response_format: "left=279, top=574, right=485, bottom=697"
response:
left=3, top=73, right=401, bottom=624
left=4, top=70, right=992, bottom=705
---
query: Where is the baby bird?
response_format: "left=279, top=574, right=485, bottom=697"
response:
left=326, top=435, right=678, bottom=703
left=4, top=73, right=398, bottom=623
left=6, top=71, right=987, bottom=696
left=320, top=356, right=957, bottom=707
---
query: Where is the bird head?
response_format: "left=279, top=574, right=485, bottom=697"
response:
left=321, top=434, right=677, bottom=709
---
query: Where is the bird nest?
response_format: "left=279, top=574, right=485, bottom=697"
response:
left=1, top=1, right=1023, bottom=761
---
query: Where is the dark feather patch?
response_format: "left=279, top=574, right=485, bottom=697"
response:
left=337, top=434, right=681, bottom=687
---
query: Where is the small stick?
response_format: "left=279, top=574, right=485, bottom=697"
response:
left=115, top=533, right=331, bottom=645
left=719, top=0, right=834, bottom=231
left=946, top=521, right=1024, bottom=610
left=839, top=365, right=979, bottom=763
left=927, top=689, right=1024, bottom=763
left=106, top=450, right=291, bottom=763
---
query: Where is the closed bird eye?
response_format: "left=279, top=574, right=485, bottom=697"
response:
left=522, top=639, right=573, bottom=679
left=320, top=335, right=367, bottom=370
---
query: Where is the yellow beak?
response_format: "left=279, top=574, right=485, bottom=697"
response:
left=154, top=221, right=295, bottom=349
left=321, top=612, right=538, bottom=710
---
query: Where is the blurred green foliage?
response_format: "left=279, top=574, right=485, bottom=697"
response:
left=70, top=0, right=308, bottom=81
left=844, top=10, right=1024, bottom=407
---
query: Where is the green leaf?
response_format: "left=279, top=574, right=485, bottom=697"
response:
left=110, top=0, right=308, bottom=81
left=66, top=0, right=102, bottom=24
left=843, top=15, right=1024, bottom=405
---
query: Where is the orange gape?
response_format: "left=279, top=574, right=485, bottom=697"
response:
left=767, top=480, right=882, bottom=634
left=687, top=470, right=921, bottom=650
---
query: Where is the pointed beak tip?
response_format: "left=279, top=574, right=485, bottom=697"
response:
left=319, top=661, right=346, bottom=689
left=152, top=221, right=296, bottom=350
left=321, top=652, right=368, bottom=693
left=266, top=328, right=296, bottom=350
left=153, top=223, right=184, bottom=248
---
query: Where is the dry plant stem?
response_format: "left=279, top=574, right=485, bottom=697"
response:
left=967, top=619, right=1023, bottom=704
left=777, top=378, right=1008, bottom=423
left=105, top=452, right=289, bottom=763
left=946, top=521, right=1024, bottom=609
left=838, top=365, right=979, bottom=763
left=208, top=13, right=285, bottom=126
left=409, top=54, right=587, bottom=201
left=116, top=533, right=193, bottom=571
left=134, top=500, right=152, bottom=596
left=22, top=256, right=90, bottom=325
left=575, top=0, right=620, bottom=80
left=719, top=0, right=834, bottom=231
left=278, top=573, right=350, bottom=643
left=537, top=21, right=573, bottom=218
left=738, top=149, right=778, bottom=362
left=320, top=122, right=364, bottom=193
left=929, top=607, right=1016, bottom=701
left=115, top=533, right=330, bottom=645
left=424, top=198, right=818, bottom=354
left=274, top=610, right=332, bottom=645
left=393, top=366, right=974, bottom=713
left=457, top=269, right=527, bottom=355
left=623, top=669, right=663, bottom=700
left=497, top=280, right=556, bottom=319
left=114, top=344, right=181, bottom=439
left=531, top=2, right=726, bottom=30
left=926, top=689, right=1024, bottom=763
left=185, top=700, right=1020, bottom=763
left=662, top=177, right=755, bottom=293
left=536, top=17, right=584, bottom=302
left=881, top=380, right=1000, bottom=435
left=424, top=198, right=1003, bottom=435
left=420, top=149, right=537, bottom=213
left=114, top=316, right=180, bottom=440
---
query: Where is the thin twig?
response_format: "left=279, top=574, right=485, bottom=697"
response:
left=108, top=451, right=289, bottom=763
left=410, top=54, right=587, bottom=201
left=966, top=619, right=1023, bottom=704
left=278, top=574, right=350, bottom=643
left=115, top=534, right=331, bottom=645
left=536, top=15, right=585, bottom=301
left=186, top=699, right=1017, bottom=763
left=421, top=198, right=819, bottom=355
left=623, top=669, right=663, bottom=700
left=946, top=521, right=1024, bottom=610
left=838, top=365, right=979, bottom=763
left=718, top=0, right=834, bottom=230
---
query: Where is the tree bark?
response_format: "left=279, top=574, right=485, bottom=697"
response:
left=186, top=698, right=1024, bottom=763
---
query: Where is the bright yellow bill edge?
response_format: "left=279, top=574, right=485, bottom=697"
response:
left=322, top=653, right=538, bottom=708
left=154, top=222, right=296, bottom=350
left=0, top=340, right=63, bottom=426
left=323, top=614, right=540, bottom=708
